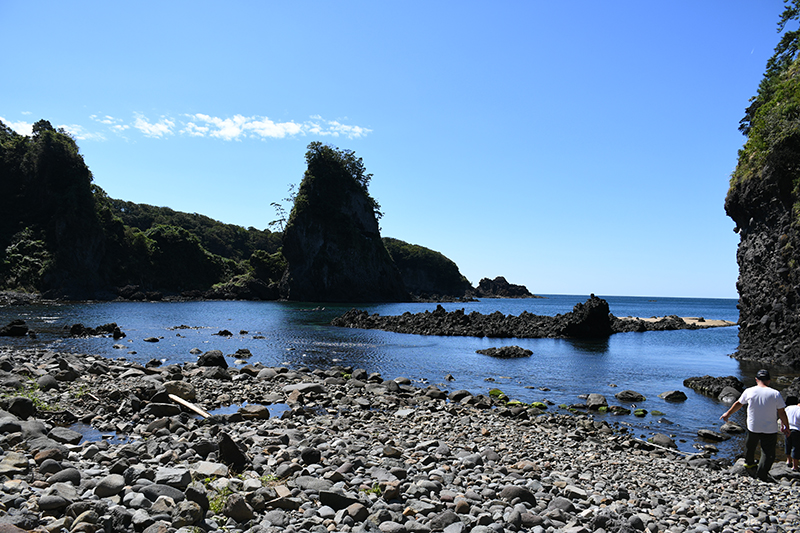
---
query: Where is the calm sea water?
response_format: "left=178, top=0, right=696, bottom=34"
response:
left=0, top=294, right=787, bottom=460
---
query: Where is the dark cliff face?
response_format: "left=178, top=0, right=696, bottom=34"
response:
left=279, top=144, right=408, bottom=303
left=725, top=167, right=800, bottom=368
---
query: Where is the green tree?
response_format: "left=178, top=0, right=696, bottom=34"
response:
left=740, top=0, right=800, bottom=135
left=732, top=1, right=800, bottom=194
left=297, top=142, right=382, bottom=222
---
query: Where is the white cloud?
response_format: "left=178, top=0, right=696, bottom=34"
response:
left=246, top=117, right=303, bottom=139
left=185, top=113, right=305, bottom=140
left=304, top=117, right=372, bottom=139
left=183, top=113, right=371, bottom=141
left=133, top=114, right=175, bottom=138
left=0, top=117, right=33, bottom=136
left=3, top=112, right=371, bottom=142
left=59, top=124, right=106, bottom=141
left=183, top=121, right=209, bottom=137
left=90, top=114, right=120, bottom=125
left=196, top=114, right=248, bottom=141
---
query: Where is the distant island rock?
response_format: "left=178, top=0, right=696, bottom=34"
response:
left=467, top=276, right=538, bottom=298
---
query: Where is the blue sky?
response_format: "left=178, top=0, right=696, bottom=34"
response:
left=0, top=1, right=789, bottom=298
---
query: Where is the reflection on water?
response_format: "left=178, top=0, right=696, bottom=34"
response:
left=0, top=295, right=755, bottom=458
left=68, top=422, right=130, bottom=445
left=564, top=337, right=610, bottom=354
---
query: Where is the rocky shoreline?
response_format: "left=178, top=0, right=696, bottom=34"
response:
left=0, top=347, right=799, bottom=533
left=331, top=296, right=733, bottom=339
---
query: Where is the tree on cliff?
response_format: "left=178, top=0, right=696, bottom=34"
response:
left=279, top=143, right=408, bottom=302
left=0, top=119, right=106, bottom=295
left=726, top=1, right=800, bottom=367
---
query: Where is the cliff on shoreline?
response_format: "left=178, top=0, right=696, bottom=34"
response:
left=725, top=6, right=800, bottom=368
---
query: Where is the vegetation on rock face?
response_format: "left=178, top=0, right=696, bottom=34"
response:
left=0, top=119, right=284, bottom=298
left=382, top=237, right=471, bottom=297
left=731, top=1, right=800, bottom=200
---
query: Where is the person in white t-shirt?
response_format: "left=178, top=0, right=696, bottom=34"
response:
left=721, top=369, right=790, bottom=481
left=784, top=395, right=800, bottom=471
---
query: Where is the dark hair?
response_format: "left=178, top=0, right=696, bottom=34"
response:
left=787, top=395, right=798, bottom=406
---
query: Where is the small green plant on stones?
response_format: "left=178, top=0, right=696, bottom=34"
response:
left=2, top=379, right=59, bottom=412
left=260, top=474, right=279, bottom=487
left=73, top=383, right=90, bottom=399
left=208, top=486, right=232, bottom=515
left=360, top=483, right=381, bottom=496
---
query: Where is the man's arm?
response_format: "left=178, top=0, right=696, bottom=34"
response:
left=779, top=407, right=790, bottom=435
left=721, top=401, right=743, bottom=422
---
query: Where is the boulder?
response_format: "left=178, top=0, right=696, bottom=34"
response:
left=658, top=390, right=687, bottom=402
left=698, top=429, right=729, bottom=442
left=163, top=380, right=196, bottom=401
left=614, top=390, right=645, bottom=402
left=718, top=386, right=742, bottom=404
left=197, top=350, right=227, bottom=368
left=683, top=375, right=744, bottom=398
left=218, top=432, right=248, bottom=474
left=0, top=319, right=28, bottom=337
left=586, top=394, right=608, bottom=410
left=649, top=433, right=677, bottom=449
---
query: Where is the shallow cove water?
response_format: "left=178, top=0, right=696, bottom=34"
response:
left=0, top=294, right=786, bottom=461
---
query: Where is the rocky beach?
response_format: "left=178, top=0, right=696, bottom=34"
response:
left=0, top=346, right=799, bottom=533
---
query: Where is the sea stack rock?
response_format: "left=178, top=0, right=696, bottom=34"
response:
left=280, top=143, right=408, bottom=302
left=725, top=44, right=800, bottom=368
left=469, top=276, right=535, bottom=298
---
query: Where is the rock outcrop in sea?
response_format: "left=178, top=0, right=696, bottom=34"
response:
left=279, top=143, right=408, bottom=303
left=332, top=296, right=721, bottom=339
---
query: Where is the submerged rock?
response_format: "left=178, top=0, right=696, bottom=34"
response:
left=0, top=319, right=28, bottom=337
left=475, top=346, right=532, bottom=358
left=683, top=375, right=744, bottom=398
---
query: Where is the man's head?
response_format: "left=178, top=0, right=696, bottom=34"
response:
left=787, top=395, right=798, bottom=406
left=756, top=369, right=771, bottom=383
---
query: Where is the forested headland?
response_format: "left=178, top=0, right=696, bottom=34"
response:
left=0, top=121, right=488, bottom=302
